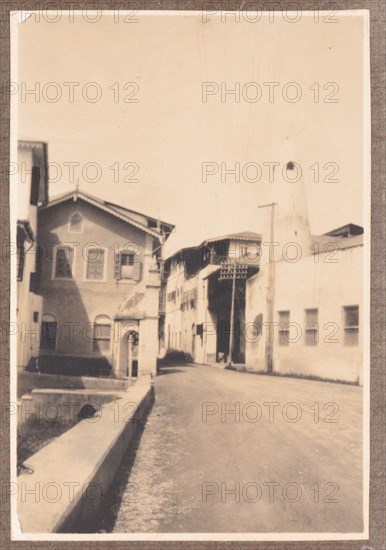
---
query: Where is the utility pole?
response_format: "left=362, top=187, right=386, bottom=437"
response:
left=219, top=260, right=248, bottom=368
left=258, top=202, right=277, bottom=374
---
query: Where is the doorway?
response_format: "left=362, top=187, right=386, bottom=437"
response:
left=123, top=330, right=139, bottom=378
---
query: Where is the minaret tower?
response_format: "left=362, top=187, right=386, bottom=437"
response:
left=258, top=135, right=312, bottom=373
left=269, top=135, right=312, bottom=260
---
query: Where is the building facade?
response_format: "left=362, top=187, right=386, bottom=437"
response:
left=16, top=140, right=49, bottom=370
left=161, top=233, right=260, bottom=365
left=245, top=233, right=364, bottom=383
left=161, top=137, right=365, bottom=384
left=243, top=138, right=365, bottom=384
left=36, top=190, right=173, bottom=378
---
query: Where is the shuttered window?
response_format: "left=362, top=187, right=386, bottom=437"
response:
left=114, top=252, right=141, bottom=281
left=86, top=248, right=105, bottom=280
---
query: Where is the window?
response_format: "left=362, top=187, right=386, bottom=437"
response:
left=54, top=246, right=74, bottom=279
left=167, top=291, right=176, bottom=303
left=16, top=224, right=27, bottom=281
left=121, top=252, right=134, bottom=277
left=40, top=313, right=57, bottom=352
left=278, top=311, right=290, bottom=346
left=17, top=240, right=25, bottom=281
left=69, top=212, right=84, bottom=233
left=30, top=165, right=40, bottom=205
left=305, top=308, right=319, bottom=346
left=344, top=306, right=359, bottom=346
left=92, top=315, right=112, bottom=353
left=240, top=243, right=259, bottom=263
left=115, top=252, right=141, bottom=281
left=85, top=247, right=105, bottom=280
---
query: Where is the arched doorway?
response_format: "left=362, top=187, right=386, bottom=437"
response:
left=123, top=330, right=139, bottom=378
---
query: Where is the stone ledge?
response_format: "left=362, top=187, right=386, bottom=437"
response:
left=16, top=376, right=152, bottom=535
left=17, top=371, right=130, bottom=398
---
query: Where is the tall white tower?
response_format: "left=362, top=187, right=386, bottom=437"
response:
left=257, top=135, right=312, bottom=373
left=268, top=135, right=312, bottom=260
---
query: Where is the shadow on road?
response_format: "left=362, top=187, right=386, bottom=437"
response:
left=157, top=362, right=197, bottom=376
left=85, top=389, right=155, bottom=533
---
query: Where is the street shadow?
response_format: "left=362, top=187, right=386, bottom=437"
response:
left=157, top=366, right=190, bottom=376
left=85, top=388, right=155, bottom=533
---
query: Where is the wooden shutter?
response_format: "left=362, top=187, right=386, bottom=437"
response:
left=114, top=253, right=121, bottom=280
left=30, top=166, right=40, bottom=205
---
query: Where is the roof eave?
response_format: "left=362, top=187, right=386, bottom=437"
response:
left=40, top=192, right=164, bottom=239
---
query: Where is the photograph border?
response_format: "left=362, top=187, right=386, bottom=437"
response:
left=1, top=1, right=384, bottom=548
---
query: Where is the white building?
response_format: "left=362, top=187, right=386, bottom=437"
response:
left=245, top=137, right=364, bottom=384
left=16, top=140, right=49, bottom=369
left=162, top=137, right=365, bottom=384
left=246, top=228, right=363, bottom=383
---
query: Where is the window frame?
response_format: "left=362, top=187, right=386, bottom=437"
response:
left=304, top=308, right=319, bottom=346
left=52, top=244, right=75, bottom=281
left=116, top=251, right=141, bottom=282
left=278, top=310, right=290, bottom=346
left=92, top=315, right=112, bottom=354
left=83, top=246, right=107, bottom=282
left=68, top=211, right=84, bottom=234
left=343, top=305, right=359, bottom=346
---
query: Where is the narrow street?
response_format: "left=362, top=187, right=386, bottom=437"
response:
left=97, top=364, right=363, bottom=534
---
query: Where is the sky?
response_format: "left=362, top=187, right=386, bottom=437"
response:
left=16, top=11, right=369, bottom=256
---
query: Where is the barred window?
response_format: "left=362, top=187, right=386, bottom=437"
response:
left=344, top=306, right=359, bottom=346
left=305, top=308, right=319, bottom=346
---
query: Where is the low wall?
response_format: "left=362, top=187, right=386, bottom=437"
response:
left=19, top=388, right=123, bottom=424
left=16, top=376, right=152, bottom=535
left=17, top=371, right=130, bottom=398
left=37, top=355, right=112, bottom=377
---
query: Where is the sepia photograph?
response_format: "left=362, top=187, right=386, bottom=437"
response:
left=6, top=6, right=373, bottom=542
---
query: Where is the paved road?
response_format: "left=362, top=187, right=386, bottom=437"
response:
left=99, top=364, right=363, bottom=534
